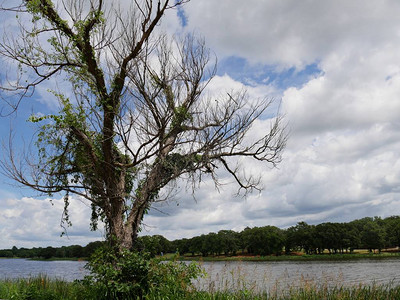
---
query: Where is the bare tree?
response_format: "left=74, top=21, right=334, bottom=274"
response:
left=0, top=0, right=286, bottom=251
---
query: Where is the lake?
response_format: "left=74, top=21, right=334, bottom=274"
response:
left=0, top=259, right=89, bottom=281
left=1, top=258, right=399, bottom=293
left=194, top=259, right=400, bottom=292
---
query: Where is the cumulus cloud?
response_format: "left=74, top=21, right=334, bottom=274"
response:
left=183, top=0, right=400, bottom=68
left=0, top=192, right=103, bottom=249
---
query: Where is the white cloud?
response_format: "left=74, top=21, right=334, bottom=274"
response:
left=0, top=193, right=103, bottom=249
left=183, top=0, right=400, bottom=68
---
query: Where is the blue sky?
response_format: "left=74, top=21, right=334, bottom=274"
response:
left=1, top=0, right=400, bottom=248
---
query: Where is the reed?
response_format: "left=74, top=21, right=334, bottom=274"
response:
left=0, top=275, right=94, bottom=300
left=0, top=275, right=399, bottom=299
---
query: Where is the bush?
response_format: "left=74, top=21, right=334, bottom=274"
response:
left=147, top=258, right=204, bottom=298
left=84, top=247, right=204, bottom=299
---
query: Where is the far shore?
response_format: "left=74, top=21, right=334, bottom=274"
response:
left=2, top=249, right=400, bottom=263
left=162, top=250, right=400, bottom=262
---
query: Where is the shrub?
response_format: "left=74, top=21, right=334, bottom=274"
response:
left=147, top=258, right=204, bottom=298
left=84, top=247, right=204, bottom=299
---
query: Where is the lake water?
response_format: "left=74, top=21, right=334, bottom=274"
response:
left=0, top=259, right=89, bottom=281
left=193, top=259, right=400, bottom=293
left=1, top=258, right=400, bottom=292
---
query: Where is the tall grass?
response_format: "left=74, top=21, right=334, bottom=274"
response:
left=189, top=284, right=400, bottom=300
left=0, top=275, right=95, bottom=300
left=0, top=275, right=400, bottom=299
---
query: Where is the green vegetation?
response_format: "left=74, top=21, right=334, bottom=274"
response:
left=0, top=276, right=91, bottom=300
left=1, top=216, right=400, bottom=261
left=170, top=216, right=400, bottom=258
left=0, top=241, right=104, bottom=260
left=1, top=276, right=400, bottom=299
left=178, top=252, right=400, bottom=262
left=83, top=248, right=204, bottom=299
left=0, top=250, right=204, bottom=299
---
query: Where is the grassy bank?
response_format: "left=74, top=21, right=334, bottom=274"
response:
left=165, top=252, right=400, bottom=262
left=1, top=276, right=400, bottom=300
left=0, top=276, right=91, bottom=300
left=29, top=257, right=88, bottom=261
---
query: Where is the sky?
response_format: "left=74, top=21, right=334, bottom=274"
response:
left=1, top=0, right=400, bottom=248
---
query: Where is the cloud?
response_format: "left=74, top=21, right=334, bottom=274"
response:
left=283, top=48, right=400, bottom=137
left=183, top=0, right=400, bottom=68
left=0, top=192, right=103, bottom=249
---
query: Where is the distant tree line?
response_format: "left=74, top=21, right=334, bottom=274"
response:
left=128, top=216, right=400, bottom=257
left=1, top=216, right=399, bottom=259
left=145, top=216, right=400, bottom=257
left=0, top=241, right=104, bottom=259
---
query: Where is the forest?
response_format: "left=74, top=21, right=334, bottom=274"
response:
left=1, top=216, right=399, bottom=259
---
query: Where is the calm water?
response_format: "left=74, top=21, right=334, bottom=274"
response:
left=1, top=258, right=400, bottom=292
left=0, top=259, right=89, bottom=281
left=194, top=259, right=400, bottom=292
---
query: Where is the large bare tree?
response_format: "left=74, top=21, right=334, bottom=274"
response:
left=0, top=0, right=286, bottom=251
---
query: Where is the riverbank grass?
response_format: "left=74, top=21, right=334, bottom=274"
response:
left=0, top=276, right=89, bottom=300
left=173, top=252, right=400, bottom=262
left=1, top=276, right=400, bottom=299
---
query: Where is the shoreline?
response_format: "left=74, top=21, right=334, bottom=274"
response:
left=168, top=252, right=400, bottom=262
left=2, top=252, right=400, bottom=262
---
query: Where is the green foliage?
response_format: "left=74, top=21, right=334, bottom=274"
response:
left=384, top=216, right=400, bottom=247
left=28, top=90, right=137, bottom=232
left=0, top=275, right=92, bottom=300
left=0, top=242, right=105, bottom=259
left=83, top=247, right=204, bottom=299
left=147, top=258, right=205, bottom=298
left=160, top=152, right=201, bottom=180
left=241, top=226, right=284, bottom=256
left=84, top=247, right=151, bottom=299
left=134, top=235, right=173, bottom=257
left=171, top=105, right=192, bottom=131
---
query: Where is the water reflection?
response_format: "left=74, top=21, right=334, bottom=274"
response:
left=193, top=259, right=400, bottom=292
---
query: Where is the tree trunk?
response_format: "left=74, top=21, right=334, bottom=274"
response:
left=111, top=146, right=177, bottom=251
left=106, top=162, right=167, bottom=251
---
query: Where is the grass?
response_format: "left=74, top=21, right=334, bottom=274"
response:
left=187, top=284, right=400, bottom=300
left=29, top=257, right=88, bottom=261
left=0, top=276, right=92, bottom=300
left=169, top=252, right=400, bottom=262
left=1, top=275, right=400, bottom=299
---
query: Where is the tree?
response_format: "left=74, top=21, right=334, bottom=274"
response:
left=188, top=236, right=202, bottom=256
left=171, top=237, right=190, bottom=255
left=383, top=216, right=400, bottom=248
left=84, top=240, right=105, bottom=257
left=241, top=226, right=284, bottom=256
left=283, top=226, right=298, bottom=254
left=40, top=246, right=57, bottom=259
left=0, top=0, right=286, bottom=251
left=341, top=222, right=360, bottom=253
left=217, top=230, right=239, bottom=255
left=315, top=222, right=343, bottom=254
left=286, top=222, right=314, bottom=254
left=361, top=219, right=386, bottom=253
